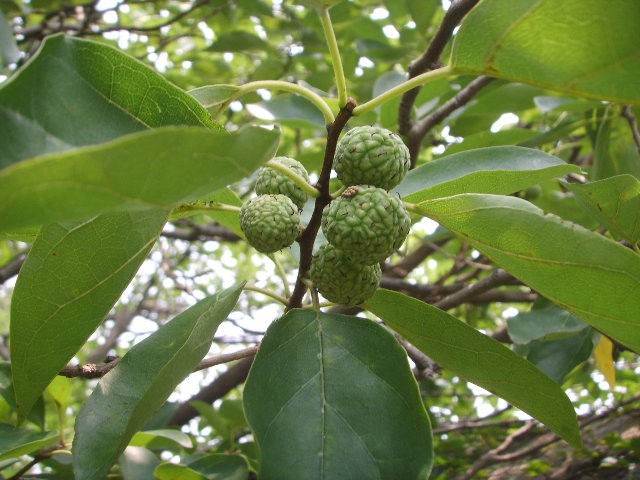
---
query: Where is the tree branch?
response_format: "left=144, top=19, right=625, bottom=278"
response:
left=622, top=105, right=640, bottom=154
left=168, top=355, right=255, bottom=426
left=398, top=0, right=482, bottom=136
left=287, top=99, right=356, bottom=310
left=0, top=254, right=25, bottom=285
left=434, top=269, right=518, bottom=311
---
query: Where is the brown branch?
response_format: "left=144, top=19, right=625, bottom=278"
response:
left=0, top=254, right=25, bottom=285
left=60, top=346, right=258, bottom=379
left=398, top=0, right=482, bottom=136
left=622, top=105, right=640, bottom=154
left=287, top=99, right=356, bottom=310
left=169, top=355, right=255, bottom=426
left=59, top=357, right=121, bottom=378
left=164, top=220, right=241, bottom=243
left=433, top=269, right=517, bottom=311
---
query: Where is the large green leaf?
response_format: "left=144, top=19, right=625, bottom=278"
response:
left=414, top=194, right=640, bottom=352
left=0, top=423, right=58, bottom=461
left=396, top=146, right=580, bottom=202
left=450, top=0, right=640, bottom=104
left=0, top=125, right=279, bottom=232
left=187, top=454, right=249, bottom=480
left=363, top=289, right=581, bottom=447
left=244, top=310, right=433, bottom=480
left=10, top=209, right=168, bottom=421
left=72, top=283, right=244, bottom=480
left=0, top=34, right=218, bottom=169
left=564, top=175, right=640, bottom=244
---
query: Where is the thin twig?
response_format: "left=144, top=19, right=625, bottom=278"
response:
left=622, top=105, right=640, bottom=154
left=434, top=269, right=517, bottom=311
left=59, top=346, right=259, bottom=378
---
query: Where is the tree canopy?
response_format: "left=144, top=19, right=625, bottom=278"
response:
left=1, top=0, right=640, bottom=479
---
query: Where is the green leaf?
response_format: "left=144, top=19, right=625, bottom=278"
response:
left=119, top=447, right=161, bottom=480
left=155, top=463, right=207, bottom=480
left=72, top=283, right=245, bottom=480
left=129, top=429, right=193, bottom=449
left=243, top=310, right=433, bottom=480
left=0, top=34, right=218, bottom=169
left=527, top=328, right=595, bottom=384
left=564, top=175, right=640, bottom=244
left=248, top=94, right=325, bottom=129
left=396, top=146, right=580, bottom=202
left=189, top=85, right=241, bottom=108
left=208, top=31, right=269, bottom=52
left=188, top=454, right=249, bottom=480
left=10, top=209, right=168, bottom=421
left=507, top=307, right=587, bottom=344
left=450, top=0, right=640, bottom=104
left=0, top=362, right=45, bottom=429
left=0, top=11, right=19, bottom=66
left=363, top=289, right=582, bottom=447
left=0, top=125, right=279, bottom=232
left=438, top=129, right=538, bottom=157
left=414, top=194, right=640, bottom=352
left=0, top=423, right=58, bottom=461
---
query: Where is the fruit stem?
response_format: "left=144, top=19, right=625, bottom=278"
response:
left=244, top=284, right=289, bottom=305
left=170, top=201, right=241, bottom=220
left=268, top=253, right=292, bottom=298
left=215, top=80, right=335, bottom=125
left=330, top=185, right=347, bottom=198
left=317, top=5, right=348, bottom=107
left=265, top=159, right=320, bottom=198
left=353, top=66, right=454, bottom=116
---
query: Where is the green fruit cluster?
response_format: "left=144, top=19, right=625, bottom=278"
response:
left=240, top=157, right=310, bottom=254
left=310, top=127, right=411, bottom=306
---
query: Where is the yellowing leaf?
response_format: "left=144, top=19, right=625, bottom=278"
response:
left=594, top=336, right=616, bottom=390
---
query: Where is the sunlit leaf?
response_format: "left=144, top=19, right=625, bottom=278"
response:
left=396, top=146, right=580, bottom=202
left=594, top=336, right=616, bottom=390
left=11, top=210, right=168, bottom=420
left=72, top=283, right=245, bottom=480
left=414, top=194, right=640, bottom=352
left=450, top=0, right=640, bottom=104
left=364, top=289, right=582, bottom=447
left=244, top=310, right=433, bottom=479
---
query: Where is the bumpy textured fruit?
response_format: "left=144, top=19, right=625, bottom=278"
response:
left=255, top=156, right=310, bottom=209
left=310, top=244, right=381, bottom=306
left=240, top=194, right=301, bottom=253
left=334, top=126, right=410, bottom=190
left=321, top=185, right=411, bottom=265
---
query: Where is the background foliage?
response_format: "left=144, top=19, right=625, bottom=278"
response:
left=1, top=0, right=640, bottom=479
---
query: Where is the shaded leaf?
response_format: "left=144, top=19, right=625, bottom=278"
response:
left=244, top=310, right=433, bottom=480
left=189, top=84, right=241, bottom=108
left=527, top=328, right=595, bottom=384
left=0, top=125, right=279, bottom=232
left=564, top=174, right=640, bottom=244
left=364, top=289, right=582, bottom=447
left=507, top=307, right=587, bottom=344
left=155, top=463, right=207, bottom=480
left=129, top=429, right=192, bottom=449
left=72, top=283, right=245, bottom=480
left=0, top=34, right=218, bottom=169
left=188, top=454, right=249, bottom=480
left=396, top=146, right=580, bottom=202
left=248, top=94, right=325, bottom=129
left=450, top=0, right=640, bottom=104
left=119, top=446, right=161, bottom=480
left=11, top=210, right=168, bottom=421
left=414, top=194, right=640, bottom=352
left=208, top=31, right=268, bottom=52
left=0, top=423, right=58, bottom=461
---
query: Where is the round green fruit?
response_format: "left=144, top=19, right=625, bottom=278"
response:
left=240, top=194, right=301, bottom=253
left=334, top=126, right=410, bottom=190
left=255, top=156, right=311, bottom=210
left=321, top=185, right=411, bottom=265
left=309, top=244, right=381, bottom=306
